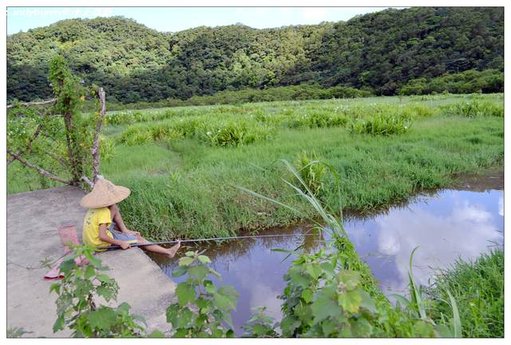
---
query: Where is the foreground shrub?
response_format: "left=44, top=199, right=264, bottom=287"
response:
left=166, top=250, right=238, bottom=337
left=51, top=245, right=149, bottom=337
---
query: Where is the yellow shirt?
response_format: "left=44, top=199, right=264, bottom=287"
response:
left=82, top=207, right=113, bottom=249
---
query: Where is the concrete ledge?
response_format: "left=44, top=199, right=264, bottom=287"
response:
left=7, top=186, right=175, bottom=337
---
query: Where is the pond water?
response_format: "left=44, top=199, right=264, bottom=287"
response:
left=147, top=186, right=503, bottom=335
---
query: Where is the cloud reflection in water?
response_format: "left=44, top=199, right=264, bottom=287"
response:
left=344, top=189, right=503, bottom=295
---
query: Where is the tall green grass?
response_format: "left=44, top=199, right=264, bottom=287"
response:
left=7, top=95, right=503, bottom=240
left=426, top=249, right=504, bottom=337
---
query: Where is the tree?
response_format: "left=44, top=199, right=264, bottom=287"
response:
left=7, top=55, right=107, bottom=189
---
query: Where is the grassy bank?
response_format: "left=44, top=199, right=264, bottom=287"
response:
left=427, top=249, right=504, bottom=337
left=8, top=94, right=503, bottom=240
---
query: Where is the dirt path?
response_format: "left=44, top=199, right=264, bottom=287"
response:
left=7, top=186, right=176, bottom=337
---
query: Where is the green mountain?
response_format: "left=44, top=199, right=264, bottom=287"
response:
left=7, top=7, right=503, bottom=103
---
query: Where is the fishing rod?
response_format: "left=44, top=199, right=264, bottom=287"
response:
left=106, top=232, right=319, bottom=251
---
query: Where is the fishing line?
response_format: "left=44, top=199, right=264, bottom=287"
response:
left=106, top=232, right=319, bottom=251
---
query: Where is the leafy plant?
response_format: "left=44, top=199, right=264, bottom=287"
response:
left=166, top=251, right=238, bottom=337
left=443, top=99, right=503, bottom=117
left=279, top=248, right=379, bottom=337
left=240, top=160, right=467, bottom=338
left=349, top=111, right=412, bottom=136
left=117, top=126, right=153, bottom=146
left=242, top=307, right=279, bottom=338
left=50, top=245, right=147, bottom=337
left=293, top=151, right=326, bottom=197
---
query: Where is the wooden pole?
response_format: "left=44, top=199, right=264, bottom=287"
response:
left=91, top=87, right=106, bottom=183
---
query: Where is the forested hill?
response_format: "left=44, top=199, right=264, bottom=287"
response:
left=7, top=7, right=503, bottom=103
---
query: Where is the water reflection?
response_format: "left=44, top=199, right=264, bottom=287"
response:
left=148, top=224, right=322, bottom=334
left=345, top=190, right=503, bottom=295
left=147, top=189, right=503, bottom=335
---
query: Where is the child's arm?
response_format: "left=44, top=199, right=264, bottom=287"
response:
left=98, top=223, right=130, bottom=249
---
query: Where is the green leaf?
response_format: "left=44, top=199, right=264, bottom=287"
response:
left=84, top=265, right=95, bottom=279
left=391, top=294, right=411, bottom=310
left=203, top=280, right=216, bottom=294
left=280, top=316, right=301, bottom=336
left=305, top=264, right=322, bottom=280
left=175, top=308, right=194, bottom=328
left=96, top=273, right=113, bottom=283
left=435, top=324, right=454, bottom=337
left=87, top=307, right=117, bottom=331
left=185, top=251, right=195, bottom=257
left=197, top=255, right=211, bottom=264
left=337, top=270, right=361, bottom=291
left=97, top=285, right=116, bottom=301
left=196, top=297, right=212, bottom=312
left=53, top=315, right=65, bottom=333
left=172, top=265, right=187, bottom=277
left=321, top=319, right=338, bottom=336
left=86, top=255, right=102, bottom=268
left=311, top=287, right=342, bottom=323
left=337, top=289, right=362, bottom=314
left=288, top=268, right=310, bottom=288
left=213, top=291, right=237, bottom=311
left=175, top=283, right=196, bottom=306
left=359, top=290, right=377, bottom=314
left=173, top=328, right=189, bottom=338
left=217, top=285, right=239, bottom=311
left=301, top=288, right=313, bottom=303
left=166, top=304, right=181, bottom=325
left=211, top=327, right=225, bottom=337
left=252, top=324, right=269, bottom=336
left=413, top=320, right=436, bottom=337
left=351, top=318, right=373, bottom=337
left=188, top=265, right=209, bottom=281
left=178, top=256, right=194, bottom=267
left=446, top=289, right=462, bottom=338
left=59, top=258, right=76, bottom=274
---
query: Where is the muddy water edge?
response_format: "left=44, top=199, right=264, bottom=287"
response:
left=146, top=168, right=504, bottom=335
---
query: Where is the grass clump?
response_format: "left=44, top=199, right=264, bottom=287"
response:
left=426, top=249, right=504, bottom=337
left=442, top=99, right=503, bottom=117
left=349, top=112, right=412, bottom=136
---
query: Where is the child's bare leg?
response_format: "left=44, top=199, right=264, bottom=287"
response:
left=136, top=235, right=181, bottom=258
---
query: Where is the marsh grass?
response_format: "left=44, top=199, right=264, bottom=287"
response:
left=442, top=99, right=504, bottom=117
left=7, top=95, right=503, bottom=240
left=426, top=249, right=504, bottom=337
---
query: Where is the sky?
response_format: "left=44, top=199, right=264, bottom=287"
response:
left=7, top=7, right=389, bottom=35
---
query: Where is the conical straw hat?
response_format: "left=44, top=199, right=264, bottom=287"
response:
left=80, top=177, right=131, bottom=208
